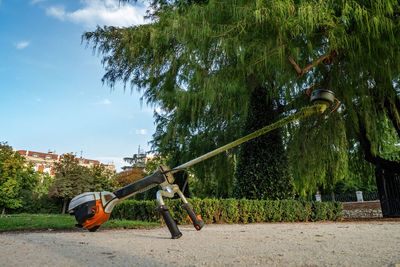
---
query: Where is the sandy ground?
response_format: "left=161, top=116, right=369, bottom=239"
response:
left=1, top=221, right=400, bottom=267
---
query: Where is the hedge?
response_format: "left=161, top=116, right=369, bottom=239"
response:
left=111, top=198, right=343, bottom=224
left=11, top=196, right=63, bottom=214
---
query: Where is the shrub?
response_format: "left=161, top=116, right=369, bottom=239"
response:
left=13, top=196, right=62, bottom=214
left=110, top=198, right=343, bottom=224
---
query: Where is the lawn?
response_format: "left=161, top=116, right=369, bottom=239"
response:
left=0, top=213, right=160, bottom=231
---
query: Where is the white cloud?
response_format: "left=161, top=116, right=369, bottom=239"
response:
left=92, top=98, right=112, bottom=105
left=46, top=0, right=146, bottom=28
left=135, top=129, right=147, bottom=135
left=30, top=0, right=47, bottom=5
left=46, top=6, right=66, bottom=20
left=102, top=98, right=111, bottom=105
left=15, top=41, right=30, bottom=50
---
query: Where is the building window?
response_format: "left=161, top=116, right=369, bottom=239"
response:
left=45, top=155, right=52, bottom=160
left=33, top=154, right=39, bottom=158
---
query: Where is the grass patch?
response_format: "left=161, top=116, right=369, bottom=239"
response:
left=0, top=213, right=159, bottom=231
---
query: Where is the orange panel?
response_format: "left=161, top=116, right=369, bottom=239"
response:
left=82, top=200, right=111, bottom=230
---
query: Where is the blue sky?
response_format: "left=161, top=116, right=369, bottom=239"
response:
left=0, top=0, right=155, bottom=171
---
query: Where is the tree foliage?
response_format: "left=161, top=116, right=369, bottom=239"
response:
left=116, top=168, right=146, bottom=187
left=235, top=86, right=294, bottom=199
left=49, top=154, right=117, bottom=213
left=0, top=142, right=38, bottom=213
left=90, top=164, right=118, bottom=191
left=85, top=0, right=400, bottom=198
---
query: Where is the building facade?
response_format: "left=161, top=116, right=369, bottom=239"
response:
left=16, top=150, right=115, bottom=175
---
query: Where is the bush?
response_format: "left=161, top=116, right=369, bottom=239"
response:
left=111, top=198, right=343, bottom=224
left=12, top=196, right=62, bottom=214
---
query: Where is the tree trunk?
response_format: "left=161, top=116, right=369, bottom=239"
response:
left=375, top=166, right=400, bottom=217
left=331, top=192, right=335, bottom=202
left=1, top=207, right=5, bottom=215
left=358, top=116, right=400, bottom=217
left=358, top=117, right=400, bottom=172
left=62, top=199, right=68, bottom=214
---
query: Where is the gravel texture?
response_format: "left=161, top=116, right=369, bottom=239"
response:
left=342, top=209, right=383, bottom=218
left=1, top=221, right=400, bottom=266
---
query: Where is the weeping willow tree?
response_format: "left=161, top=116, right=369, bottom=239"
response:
left=279, top=0, right=400, bottom=213
left=85, top=0, right=400, bottom=207
left=85, top=0, right=302, bottom=197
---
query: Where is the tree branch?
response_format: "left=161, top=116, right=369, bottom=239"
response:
left=358, top=114, right=400, bottom=173
left=288, top=53, right=331, bottom=77
left=287, top=56, right=302, bottom=75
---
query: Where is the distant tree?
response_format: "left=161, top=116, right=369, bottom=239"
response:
left=34, top=172, right=54, bottom=198
left=17, top=171, right=52, bottom=213
left=49, top=154, right=118, bottom=213
left=116, top=168, right=145, bottom=188
left=89, top=164, right=118, bottom=192
left=121, top=154, right=140, bottom=171
left=0, top=142, right=38, bottom=214
left=122, top=148, right=147, bottom=171
left=49, top=154, right=92, bottom=214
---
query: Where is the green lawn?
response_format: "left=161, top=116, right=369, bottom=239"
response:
left=0, top=213, right=160, bottom=231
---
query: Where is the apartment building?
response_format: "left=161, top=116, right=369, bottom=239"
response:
left=16, top=150, right=115, bottom=175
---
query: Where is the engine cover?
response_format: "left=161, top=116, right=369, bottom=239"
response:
left=68, top=192, right=118, bottom=231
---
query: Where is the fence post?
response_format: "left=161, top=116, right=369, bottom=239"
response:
left=356, top=191, right=364, bottom=202
left=315, top=191, right=322, bottom=202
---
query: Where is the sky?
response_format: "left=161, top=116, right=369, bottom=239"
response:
left=0, top=0, right=155, bottom=171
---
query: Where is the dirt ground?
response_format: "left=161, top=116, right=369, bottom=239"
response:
left=1, top=221, right=400, bottom=266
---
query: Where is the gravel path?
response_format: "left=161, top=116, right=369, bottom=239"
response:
left=1, top=221, right=400, bottom=266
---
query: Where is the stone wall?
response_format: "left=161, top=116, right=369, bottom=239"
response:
left=341, top=201, right=383, bottom=218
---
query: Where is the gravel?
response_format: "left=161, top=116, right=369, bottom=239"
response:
left=1, top=221, right=400, bottom=266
